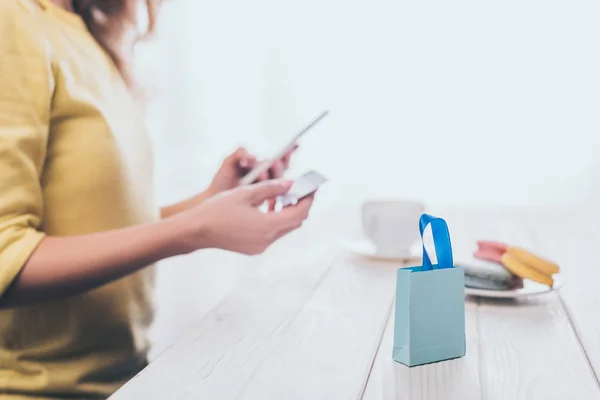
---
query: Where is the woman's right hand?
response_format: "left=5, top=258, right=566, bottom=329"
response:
left=173, top=180, right=315, bottom=255
left=1, top=180, right=311, bottom=308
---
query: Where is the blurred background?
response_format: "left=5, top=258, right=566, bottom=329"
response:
left=136, top=0, right=600, bottom=210
left=132, top=0, right=600, bottom=357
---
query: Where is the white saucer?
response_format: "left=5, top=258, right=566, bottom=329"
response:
left=340, top=239, right=420, bottom=262
left=465, top=273, right=564, bottom=298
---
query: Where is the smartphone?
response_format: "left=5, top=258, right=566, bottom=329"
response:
left=239, top=111, right=329, bottom=185
left=277, top=170, right=328, bottom=207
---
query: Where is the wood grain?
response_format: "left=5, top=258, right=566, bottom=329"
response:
left=113, top=206, right=600, bottom=399
left=459, top=209, right=600, bottom=399
left=111, top=212, right=400, bottom=400
left=110, top=229, right=336, bottom=399
left=362, top=301, right=481, bottom=400
left=226, top=255, right=397, bottom=400
left=526, top=209, right=600, bottom=388
left=149, top=250, right=255, bottom=360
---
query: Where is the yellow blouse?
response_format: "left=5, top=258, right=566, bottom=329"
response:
left=0, top=0, right=158, bottom=398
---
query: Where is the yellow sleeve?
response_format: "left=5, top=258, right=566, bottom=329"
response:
left=0, top=0, right=53, bottom=298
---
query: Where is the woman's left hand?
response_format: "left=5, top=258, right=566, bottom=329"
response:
left=207, top=146, right=296, bottom=197
left=160, top=147, right=297, bottom=219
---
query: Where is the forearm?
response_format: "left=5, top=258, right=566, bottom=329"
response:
left=1, top=219, right=190, bottom=308
left=161, top=190, right=212, bottom=219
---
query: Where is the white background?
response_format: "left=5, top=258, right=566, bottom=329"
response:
left=135, top=0, right=600, bottom=357
left=138, top=0, right=600, bottom=210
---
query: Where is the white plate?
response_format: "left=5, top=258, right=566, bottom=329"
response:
left=340, top=238, right=420, bottom=262
left=342, top=238, right=563, bottom=298
left=465, top=273, right=564, bottom=298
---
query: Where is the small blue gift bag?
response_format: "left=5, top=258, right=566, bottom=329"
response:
left=392, top=214, right=466, bottom=367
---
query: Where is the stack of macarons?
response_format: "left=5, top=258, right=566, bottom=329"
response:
left=457, top=240, right=560, bottom=290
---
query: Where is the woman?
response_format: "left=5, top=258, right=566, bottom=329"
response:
left=0, top=0, right=314, bottom=399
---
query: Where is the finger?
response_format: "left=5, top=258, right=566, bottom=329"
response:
left=269, top=160, right=285, bottom=179
left=259, top=170, right=269, bottom=182
left=295, top=193, right=315, bottom=214
left=282, top=145, right=298, bottom=169
left=239, top=156, right=257, bottom=170
left=290, top=194, right=315, bottom=218
left=246, top=179, right=293, bottom=206
left=271, top=196, right=315, bottom=237
left=281, top=153, right=292, bottom=170
left=272, top=193, right=315, bottom=227
left=230, top=147, right=256, bottom=169
left=229, top=147, right=251, bottom=160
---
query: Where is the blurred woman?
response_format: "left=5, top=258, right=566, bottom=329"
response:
left=0, top=1, right=314, bottom=398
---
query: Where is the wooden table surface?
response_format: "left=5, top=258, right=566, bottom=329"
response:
left=109, top=205, right=600, bottom=400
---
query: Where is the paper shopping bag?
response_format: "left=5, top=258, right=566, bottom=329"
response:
left=392, top=214, right=466, bottom=367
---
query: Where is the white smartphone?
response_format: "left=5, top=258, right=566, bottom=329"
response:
left=277, top=170, right=328, bottom=207
left=239, top=111, right=329, bottom=185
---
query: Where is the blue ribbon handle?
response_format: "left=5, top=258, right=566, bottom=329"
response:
left=419, top=214, right=454, bottom=271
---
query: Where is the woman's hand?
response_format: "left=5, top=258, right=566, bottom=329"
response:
left=2, top=179, right=313, bottom=308
left=160, top=147, right=297, bottom=219
left=173, top=180, right=314, bottom=255
left=207, top=146, right=296, bottom=196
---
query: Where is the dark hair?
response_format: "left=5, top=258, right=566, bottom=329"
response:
left=72, top=0, right=160, bottom=84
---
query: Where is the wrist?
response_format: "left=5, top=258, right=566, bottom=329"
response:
left=161, top=212, right=213, bottom=255
left=203, top=186, right=217, bottom=200
left=144, top=219, right=185, bottom=258
left=185, top=189, right=214, bottom=209
left=161, top=190, right=212, bottom=219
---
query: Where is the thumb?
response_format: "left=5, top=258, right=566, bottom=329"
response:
left=246, top=180, right=293, bottom=205
left=227, top=147, right=254, bottom=165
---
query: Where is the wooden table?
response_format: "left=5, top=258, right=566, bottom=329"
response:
left=109, top=206, right=600, bottom=399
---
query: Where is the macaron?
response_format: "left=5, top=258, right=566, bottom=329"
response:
left=464, top=274, right=523, bottom=290
left=456, top=258, right=521, bottom=290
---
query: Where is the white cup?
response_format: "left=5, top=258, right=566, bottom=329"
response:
left=362, top=200, right=425, bottom=258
